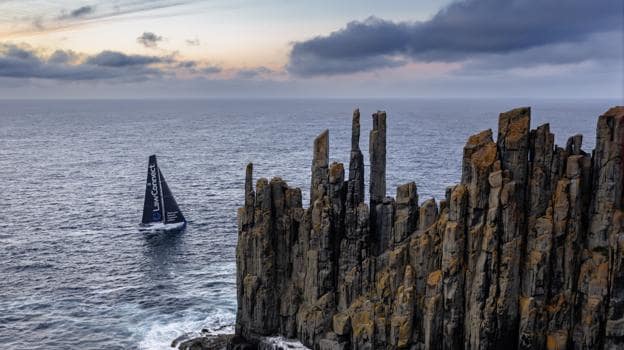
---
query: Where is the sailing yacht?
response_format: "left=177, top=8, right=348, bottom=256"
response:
left=141, top=155, right=187, bottom=231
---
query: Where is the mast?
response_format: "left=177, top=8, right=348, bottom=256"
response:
left=157, top=162, right=166, bottom=224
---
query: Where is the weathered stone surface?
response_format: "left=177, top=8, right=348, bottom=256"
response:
left=369, top=111, right=387, bottom=253
left=495, top=107, right=531, bottom=348
left=173, top=333, right=234, bottom=350
left=419, top=198, right=438, bottom=232
left=369, top=111, right=387, bottom=206
left=338, top=112, right=369, bottom=312
left=347, top=109, right=365, bottom=208
left=442, top=185, right=468, bottom=350
left=374, top=197, right=395, bottom=254
left=311, top=130, right=329, bottom=206
left=575, top=106, right=624, bottom=349
left=518, top=123, right=557, bottom=350
left=232, top=106, right=624, bottom=350
left=394, top=182, right=418, bottom=246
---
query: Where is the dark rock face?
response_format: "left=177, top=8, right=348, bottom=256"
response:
left=233, top=106, right=624, bottom=350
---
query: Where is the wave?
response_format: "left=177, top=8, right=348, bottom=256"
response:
left=137, top=310, right=234, bottom=350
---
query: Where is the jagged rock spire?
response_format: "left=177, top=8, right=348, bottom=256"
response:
left=577, top=106, right=624, bottom=349
left=347, top=109, right=364, bottom=209
left=310, top=129, right=329, bottom=206
left=369, top=111, right=387, bottom=254
left=351, top=108, right=361, bottom=151
left=369, top=111, right=387, bottom=205
left=244, top=162, right=254, bottom=208
left=494, top=106, right=531, bottom=348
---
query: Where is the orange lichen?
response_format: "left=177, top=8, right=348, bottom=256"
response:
left=427, top=270, right=442, bottom=286
left=505, top=116, right=530, bottom=143
left=466, top=129, right=493, bottom=147
left=471, top=142, right=497, bottom=168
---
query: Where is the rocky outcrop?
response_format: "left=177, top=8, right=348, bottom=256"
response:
left=233, top=106, right=624, bottom=350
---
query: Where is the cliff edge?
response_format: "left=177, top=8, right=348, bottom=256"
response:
left=233, top=106, right=624, bottom=350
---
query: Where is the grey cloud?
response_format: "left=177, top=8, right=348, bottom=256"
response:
left=288, top=0, right=622, bottom=76
left=59, top=5, right=95, bottom=20
left=7, top=1, right=203, bottom=36
left=236, top=66, right=273, bottom=79
left=459, top=31, right=623, bottom=74
left=176, top=61, right=222, bottom=75
left=137, top=32, right=163, bottom=48
left=48, top=50, right=78, bottom=64
left=70, top=6, right=94, bottom=18
left=201, top=66, right=222, bottom=74
left=177, top=60, right=197, bottom=68
left=32, top=16, right=45, bottom=31
left=186, top=39, right=200, bottom=46
left=289, top=54, right=405, bottom=76
left=0, top=45, right=165, bottom=81
left=85, top=50, right=165, bottom=67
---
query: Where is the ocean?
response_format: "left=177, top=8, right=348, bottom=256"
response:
left=0, top=98, right=617, bottom=349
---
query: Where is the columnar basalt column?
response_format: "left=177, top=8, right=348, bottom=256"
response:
left=311, top=130, right=329, bottom=206
left=460, top=128, right=499, bottom=350
left=370, top=111, right=387, bottom=255
left=442, top=184, right=468, bottom=350
left=393, top=182, right=418, bottom=246
left=347, top=109, right=365, bottom=208
left=338, top=110, right=369, bottom=311
left=575, top=106, right=624, bottom=349
left=518, top=123, right=557, bottom=350
left=495, top=107, right=530, bottom=349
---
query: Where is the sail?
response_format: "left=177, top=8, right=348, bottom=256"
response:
left=159, top=168, right=186, bottom=224
left=142, top=155, right=164, bottom=224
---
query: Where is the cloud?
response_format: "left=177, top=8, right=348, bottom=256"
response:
left=0, top=44, right=228, bottom=82
left=177, top=60, right=197, bottom=69
left=458, top=31, right=622, bottom=74
left=236, top=66, right=273, bottom=79
left=47, top=50, right=79, bottom=64
left=58, top=5, right=95, bottom=20
left=186, top=39, right=200, bottom=46
left=175, top=60, right=222, bottom=75
left=85, top=50, right=165, bottom=67
left=289, top=54, right=405, bottom=76
left=201, top=66, right=222, bottom=74
left=0, top=44, right=167, bottom=81
left=137, top=32, right=163, bottom=48
left=70, top=6, right=94, bottom=18
left=288, top=0, right=623, bottom=76
left=4, top=1, right=204, bottom=38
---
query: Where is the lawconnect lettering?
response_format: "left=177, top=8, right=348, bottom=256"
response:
left=150, top=164, right=160, bottom=212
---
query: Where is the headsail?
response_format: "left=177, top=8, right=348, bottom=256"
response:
left=142, top=155, right=164, bottom=224
left=160, top=169, right=186, bottom=224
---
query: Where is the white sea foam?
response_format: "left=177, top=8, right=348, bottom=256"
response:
left=138, top=310, right=235, bottom=350
left=259, top=336, right=309, bottom=349
left=139, top=221, right=186, bottom=232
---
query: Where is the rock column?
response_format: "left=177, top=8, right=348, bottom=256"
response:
left=370, top=111, right=387, bottom=254
left=575, top=107, right=624, bottom=349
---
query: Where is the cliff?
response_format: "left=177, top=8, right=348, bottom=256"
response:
left=232, top=106, right=624, bottom=350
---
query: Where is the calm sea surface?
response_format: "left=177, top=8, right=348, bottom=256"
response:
left=0, top=99, right=617, bottom=349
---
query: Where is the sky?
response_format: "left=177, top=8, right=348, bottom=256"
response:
left=0, top=0, right=622, bottom=98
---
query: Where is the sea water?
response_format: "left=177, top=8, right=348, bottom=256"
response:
left=0, top=98, right=616, bottom=349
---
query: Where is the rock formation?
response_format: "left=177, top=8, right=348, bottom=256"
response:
left=232, top=106, right=624, bottom=350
